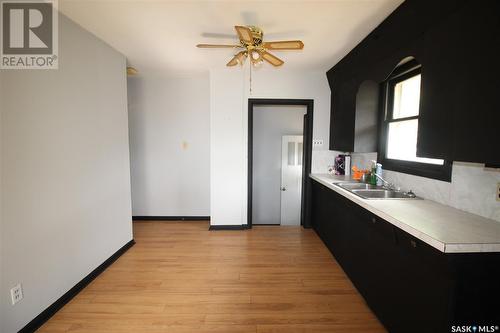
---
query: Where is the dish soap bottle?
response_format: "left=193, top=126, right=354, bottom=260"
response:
left=370, top=160, right=377, bottom=185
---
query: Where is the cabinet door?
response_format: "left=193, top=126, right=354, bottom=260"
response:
left=311, top=181, right=338, bottom=249
left=326, top=192, right=361, bottom=276
left=329, top=77, right=357, bottom=152
left=348, top=206, right=452, bottom=333
left=311, top=185, right=367, bottom=283
left=311, top=182, right=327, bottom=238
left=450, top=253, right=500, bottom=324
left=350, top=209, right=398, bottom=315
left=451, top=1, right=500, bottom=165
left=320, top=187, right=349, bottom=258
left=419, top=1, right=500, bottom=164
left=391, top=228, right=452, bottom=333
left=417, top=13, right=460, bottom=161
left=333, top=198, right=370, bottom=292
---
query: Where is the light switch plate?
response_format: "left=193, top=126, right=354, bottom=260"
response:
left=313, top=139, right=324, bottom=147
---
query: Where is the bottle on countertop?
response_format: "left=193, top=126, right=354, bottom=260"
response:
left=334, top=153, right=351, bottom=176
left=344, top=154, right=351, bottom=176
left=370, top=160, right=378, bottom=185
left=376, top=163, right=383, bottom=186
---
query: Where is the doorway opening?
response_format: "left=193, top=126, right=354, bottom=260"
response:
left=248, top=99, right=313, bottom=228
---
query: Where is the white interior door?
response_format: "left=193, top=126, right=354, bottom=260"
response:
left=280, top=135, right=303, bottom=226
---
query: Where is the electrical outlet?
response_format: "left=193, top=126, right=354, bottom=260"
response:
left=497, top=182, right=500, bottom=202
left=10, top=284, right=23, bottom=305
left=313, top=139, right=324, bottom=147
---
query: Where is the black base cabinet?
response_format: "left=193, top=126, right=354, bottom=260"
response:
left=311, top=180, right=500, bottom=333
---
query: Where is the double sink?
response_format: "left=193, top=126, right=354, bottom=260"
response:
left=333, top=182, right=420, bottom=200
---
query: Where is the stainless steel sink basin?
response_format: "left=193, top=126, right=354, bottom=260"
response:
left=333, top=182, right=420, bottom=200
left=335, top=182, right=380, bottom=190
left=351, top=189, right=419, bottom=199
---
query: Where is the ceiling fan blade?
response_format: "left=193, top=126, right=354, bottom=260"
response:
left=262, top=40, right=304, bottom=50
left=234, top=26, right=253, bottom=44
left=261, top=51, right=284, bottom=66
left=227, top=51, right=247, bottom=66
left=196, top=44, right=241, bottom=48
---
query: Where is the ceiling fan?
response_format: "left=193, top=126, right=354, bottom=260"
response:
left=197, top=26, right=304, bottom=67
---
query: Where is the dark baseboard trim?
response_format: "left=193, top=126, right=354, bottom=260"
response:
left=133, top=216, right=210, bottom=221
left=18, top=239, right=135, bottom=333
left=209, top=224, right=248, bottom=231
left=253, top=223, right=280, bottom=226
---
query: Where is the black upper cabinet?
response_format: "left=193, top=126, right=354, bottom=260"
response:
left=329, top=75, right=357, bottom=152
left=452, top=1, right=500, bottom=165
left=327, top=0, right=500, bottom=165
left=416, top=10, right=460, bottom=161
left=354, top=80, right=379, bottom=153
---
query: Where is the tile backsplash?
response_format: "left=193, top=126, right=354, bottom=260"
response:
left=311, top=149, right=342, bottom=174
left=350, top=152, right=500, bottom=223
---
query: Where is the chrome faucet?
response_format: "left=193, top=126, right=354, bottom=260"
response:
left=373, top=173, right=397, bottom=191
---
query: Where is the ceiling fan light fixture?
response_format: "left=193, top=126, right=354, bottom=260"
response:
left=126, top=66, right=138, bottom=76
left=250, top=50, right=263, bottom=65
left=197, top=25, right=303, bottom=68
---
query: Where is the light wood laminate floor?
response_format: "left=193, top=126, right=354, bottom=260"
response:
left=39, top=221, right=386, bottom=333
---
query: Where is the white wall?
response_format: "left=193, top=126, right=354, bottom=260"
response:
left=210, top=67, right=331, bottom=226
left=210, top=69, right=246, bottom=226
left=0, top=14, right=133, bottom=333
left=351, top=153, right=500, bottom=222
left=128, top=74, right=210, bottom=217
left=252, top=105, right=306, bottom=225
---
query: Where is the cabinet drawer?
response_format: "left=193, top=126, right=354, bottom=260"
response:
left=394, top=228, right=431, bottom=252
left=393, top=227, right=447, bottom=272
left=354, top=207, right=396, bottom=243
left=366, top=215, right=395, bottom=242
left=396, top=230, right=422, bottom=251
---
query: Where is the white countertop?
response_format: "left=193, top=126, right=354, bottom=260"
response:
left=310, top=174, right=500, bottom=253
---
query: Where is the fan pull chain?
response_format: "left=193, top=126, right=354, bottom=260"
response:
left=249, top=58, right=252, bottom=94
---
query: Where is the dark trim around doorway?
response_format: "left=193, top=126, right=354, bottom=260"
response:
left=247, top=98, right=314, bottom=229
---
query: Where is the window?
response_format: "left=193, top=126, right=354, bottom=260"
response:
left=379, top=60, right=452, bottom=181
left=287, top=142, right=303, bottom=166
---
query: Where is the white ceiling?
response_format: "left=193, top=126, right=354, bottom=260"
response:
left=59, top=0, right=403, bottom=76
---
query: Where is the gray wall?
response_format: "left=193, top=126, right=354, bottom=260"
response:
left=127, top=74, right=210, bottom=217
left=0, top=14, right=133, bottom=332
left=252, top=105, right=306, bottom=225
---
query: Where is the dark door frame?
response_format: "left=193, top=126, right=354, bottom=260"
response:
left=247, top=98, right=314, bottom=229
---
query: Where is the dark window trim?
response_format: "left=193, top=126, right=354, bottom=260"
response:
left=378, top=63, right=452, bottom=182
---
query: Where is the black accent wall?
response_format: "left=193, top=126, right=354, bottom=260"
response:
left=327, top=0, right=500, bottom=165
